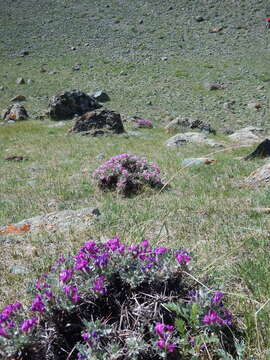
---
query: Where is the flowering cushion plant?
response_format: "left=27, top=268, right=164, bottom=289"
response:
left=92, top=153, right=166, bottom=195
left=0, top=238, right=242, bottom=360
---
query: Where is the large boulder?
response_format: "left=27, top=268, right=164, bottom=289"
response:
left=2, top=103, right=28, bottom=121
left=47, top=89, right=102, bottom=120
left=246, top=162, right=270, bottom=186
left=165, top=116, right=216, bottom=134
left=166, top=132, right=223, bottom=148
left=71, top=109, right=125, bottom=136
left=228, top=126, right=264, bottom=143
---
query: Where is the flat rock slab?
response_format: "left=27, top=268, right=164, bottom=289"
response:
left=182, top=157, right=217, bottom=166
left=0, top=207, right=101, bottom=237
left=228, top=126, right=264, bottom=143
left=245, top=162, right=270, bottom=186
left=166, top=132, right=223, bottom=148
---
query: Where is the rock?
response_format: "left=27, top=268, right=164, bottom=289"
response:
left=10, top=265, right=29, bottom=275
left=257, top=85, right=264, bottom=90
left=195, top=16, right=204, bottom=22
left=47, top=89, right=102, bottom=120
left=204, top=81, right=228, bottom=90
left=165, top=116, right=216, bottom=134
left=40, top=67, right=47, bottom=73
left=244, top=139, right=270, bottom=160
left=5, top=155, right=28, bottom=161
left=11, top=95, right=26, bottom=102
left=251, top=207, right=270, bottom=214
left=246, top=162, right=270, bottom=186
left=47, top=121, right=66, bottom=128
left=71, top=46, right=76, bottom=51
left=166, top=132, right=223, bottom=148
left=182, top=157, right=217, bottom=166
left=27, top=79, right=33, bottom=84
left=48, top=71, right=57, bottom=75
left=2, top=103, right=29, bottom=121
left=19, top=50, right=29, bottom=57
left=16, top=77, right=25, bottom=84
left=247, top=102, right=261, bottom=110
left=96, top=153, right=105, bottom=159
left=70, top=109, right=125, bottom=135
left=1, top=207, right=102, bottom=236
left=91, top=90, right=110, bottom=103
left=161, top=56, right=168, bottom=61
left=72, top=64, right=81, bottom=71
left=0, top=86, right=4, bottom=91
left=223, top=100, right=235, bottom=110
left=228, top=126, right=263, bottom=143
left=210, top=27, right=223, bottom=33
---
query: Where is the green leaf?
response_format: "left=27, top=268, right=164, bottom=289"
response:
left=175, top=318, right=186, bottom=337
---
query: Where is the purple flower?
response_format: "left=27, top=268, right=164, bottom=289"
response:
left=44, top=290, right=54, bottom=299
left=7, top=320, right=15, bottom=328
left=30, top=295, right=45, bottom=312
left=94, top=253, right=109, bottom=267
left=0, top=326, right=7, bottom=337
left=154, top=322, right=174, bottom=338
left=59, top=269, right=73, bottom=283
left=75, top=258, right=89, bottom=271
left=211, top=291, right=224, bottom=304
left=203, top=310, right=219, bottom=325
left=155, top=247, right=167, bottom=255
left=82, top=332, right=91, bottom=342
left=63, top=286, right=81, bottom=303
left=167, top=343, right=177, bottom=353
left=176, top=252, right=191, bottom=265
left=20, top=317, right=38, bottom=332
left=156, top=338, right=165, bottom=349
left=58, top=256, right=65, bottom=263
left=92, top=276, right=107, bottom=294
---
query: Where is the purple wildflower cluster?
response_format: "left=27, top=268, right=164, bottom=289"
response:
left=0, top=238, right=190, bottom=350
left=134, top=119, right=153, bottom=128
left=92, top=153, right=165, bottom=195
left=154, top=322, right=177, bottom=353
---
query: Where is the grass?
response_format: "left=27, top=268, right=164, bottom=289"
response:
left=1, top=0, right=270, bottom=357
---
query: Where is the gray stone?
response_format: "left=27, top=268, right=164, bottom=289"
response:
left=247, top=102, right=261, bottom=110
left=223, top=100, right=235, bottom=110
left=165, top=116, right=216, bottom=134
left=195, top=16, right=204, bottom=22
left=91, top=90, right=110, bottom=102
left=27, top=79, right=33, bottom=84
left=96, top=153, right=105, bottom=159
left=47, top=121, right=66, bottom=128
left=16, top=77, right=25, bottom=85
left=48, top=89, right=102, bottom=120
left=166, top=132, right=223, bottom=148
left=1, top=207, right=101, bottom=236
left=0, top=86, right=4, bottom=91
left=246, top=162, right=270, bottom=186
left=182, top=157, right=217, bottom=166
left=228, top=126, right=264, bottom=143
left=11, top=95, right=26, bottom=102
left=2, top=103, right=29, bottom=121
left=10, top=265, right=29, bottom=275
left=204, top=82, right=228, bottom=90
left=70, top=108, right=125, bottom=135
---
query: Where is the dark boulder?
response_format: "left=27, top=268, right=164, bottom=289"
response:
left=244, top=139, right=270, bottom=160
left=71, top=109, right=125, bottom=136
left=47, top=89, right=102, bottom=120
